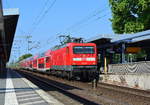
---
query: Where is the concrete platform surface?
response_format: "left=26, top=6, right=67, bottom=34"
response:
left=0, top=69, right=64, bottom=105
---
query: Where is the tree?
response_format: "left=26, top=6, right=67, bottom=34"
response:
left=18, top=53, right=32, bottom=61
left=109, top=0, right=150, bottom=34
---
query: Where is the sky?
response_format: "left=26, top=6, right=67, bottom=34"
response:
left=2, top=0, right=114, bottom=62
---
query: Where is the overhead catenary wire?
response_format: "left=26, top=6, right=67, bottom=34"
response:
left=31, top=0, right=51, bottom=26
left=65, top=7, right=109, bottom=32
left=17, top=0, right=52, bottom=37
left=44, top=7, right=111, bottom=47
left=69, top=11, right=111, bottom=34
left=28, top=0, right=57, bottom=35
left=34, top=33, right=59, bottom=54
left=14, top=0, right=57, bottom=56
left=34, top=6, right=111, bottom=52
left=39, top=33, right=60, bottom=50
left=44, top=13, right=110, bottom=49
left=46, top=32, right=61, bottom=44
left=25, top=0, right=57, bottom=53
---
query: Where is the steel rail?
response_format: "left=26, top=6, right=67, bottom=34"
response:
left=19, top=70, right=100, bottom=105
left=98, top=82, right=150, bottom=98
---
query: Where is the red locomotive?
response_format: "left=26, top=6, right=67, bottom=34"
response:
left=19, top=36, right=97, bottom=81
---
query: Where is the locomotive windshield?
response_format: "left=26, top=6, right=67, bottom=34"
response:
left=73, top=46, right=95, bottom=54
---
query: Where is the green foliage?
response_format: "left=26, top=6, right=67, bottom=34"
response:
left=18, top=53, right=32, bottom=61
left=124, top=22, right=144, bottom=33
left=109, top=0, right=150, bottom=34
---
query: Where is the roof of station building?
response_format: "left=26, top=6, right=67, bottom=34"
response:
left=87, top=30, right=150, bottom=44
left=111, top=30, right=150, bottom=43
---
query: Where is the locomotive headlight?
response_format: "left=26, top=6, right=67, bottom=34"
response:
left=73, top=58, right=82, bottom=61
left=86, top=58, right=96, bottom=61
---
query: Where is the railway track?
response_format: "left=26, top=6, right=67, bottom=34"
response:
left=16, top=69, right=150, bottom=105
left=98, top=82, right=150, bottom=98
left=17, top=70, right=100, bottom=105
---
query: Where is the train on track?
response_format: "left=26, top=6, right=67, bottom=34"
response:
left=19, top=36, right=97, bottom=81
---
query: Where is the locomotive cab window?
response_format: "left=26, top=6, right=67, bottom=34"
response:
left=73, top=46, right=95, bottom=54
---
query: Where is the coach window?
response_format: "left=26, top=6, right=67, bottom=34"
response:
left=46, top=57, right=50, bottom=63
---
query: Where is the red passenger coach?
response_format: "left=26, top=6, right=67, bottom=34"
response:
left=19, top=60, right=26, bottom=69
left=32, top=55, right=38, bottom=70
left=28, top=57, right=33, bottom=69
left=22, top=57, right=33, bottom=69
left=45, top=50, right=52, bottom=70
left=25, top=58, right=29, bottom=69
left=37, top=53, right=45, bottom=70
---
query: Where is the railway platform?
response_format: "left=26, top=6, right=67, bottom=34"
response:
left=0, top=69, right=64, bottom=105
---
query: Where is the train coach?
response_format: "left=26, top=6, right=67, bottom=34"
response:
left=19, top=42, right=97, bottom=81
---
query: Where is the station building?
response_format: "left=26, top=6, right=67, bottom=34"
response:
left=87, top=30, right=150, bottom=90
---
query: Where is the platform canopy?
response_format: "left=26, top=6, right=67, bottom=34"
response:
left=0, top=7, right=19, bottom=67
left=87, top=30, right=150, bottom=49
left=3, top=9, right=19, bottom=61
